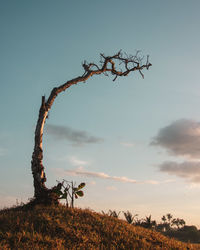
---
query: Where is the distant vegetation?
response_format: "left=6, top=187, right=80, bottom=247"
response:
left=0, top=204, right=199, bottom=249
left=102, top=210, right=200, bottom=244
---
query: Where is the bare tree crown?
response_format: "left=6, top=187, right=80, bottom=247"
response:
left=45, top=51, right=151, bottom=110
left=83, top=50, right=151, bottom=80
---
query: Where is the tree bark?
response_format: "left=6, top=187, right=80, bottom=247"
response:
left=31, top=96, right=48, bottom=198
left=31, top=51, right=152, bottom=203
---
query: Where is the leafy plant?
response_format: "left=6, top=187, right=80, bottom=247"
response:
left=102, top=210, right=121, bottom=218
left=157, top=214, right=186, bottom=233
left=141, top=215, right=156, bottom=229
left=171, top=218, right=186, bottom=229
left=123, top=210, right=138, bottom=224
left=54, top=180, right=86, bottom=208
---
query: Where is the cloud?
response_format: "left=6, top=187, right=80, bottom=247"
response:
left=55, top=167, right=161, bottom=185
left=46, top=124, right=103, bottom=146
left=159, top=161, right=200, bottom=183
left=151, top=119, right=200, bottom=159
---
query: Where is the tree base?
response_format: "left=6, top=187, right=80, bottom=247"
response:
left=30, top=187, right=60, bottom=207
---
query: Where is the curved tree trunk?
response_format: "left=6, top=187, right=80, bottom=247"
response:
left=31, top=96, right=48, bottom=198
left=31, top=74, right=94, bottom=201
left=31, top=51, right=152, bottom=203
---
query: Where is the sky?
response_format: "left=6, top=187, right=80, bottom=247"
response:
left=1, top=0, right=200, bottom=226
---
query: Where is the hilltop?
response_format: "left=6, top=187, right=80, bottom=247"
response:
left=0, top=204, right=199, bottom=249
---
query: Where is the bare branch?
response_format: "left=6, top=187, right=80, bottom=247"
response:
left=113, top=75, right=118, bottom=81
left=139, top=69, right=144, bottom=79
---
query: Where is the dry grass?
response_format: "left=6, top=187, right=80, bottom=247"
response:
left=0, top=204, right=199, bottom=249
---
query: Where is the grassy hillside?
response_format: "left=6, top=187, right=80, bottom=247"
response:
left=0, top=204, right=199, bottom=249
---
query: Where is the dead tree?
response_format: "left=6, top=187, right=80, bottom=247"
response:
left=31, top=51, right=152, bottom=204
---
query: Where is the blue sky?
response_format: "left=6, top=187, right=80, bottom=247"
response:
left=1, top=0, right=200, bottom=226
